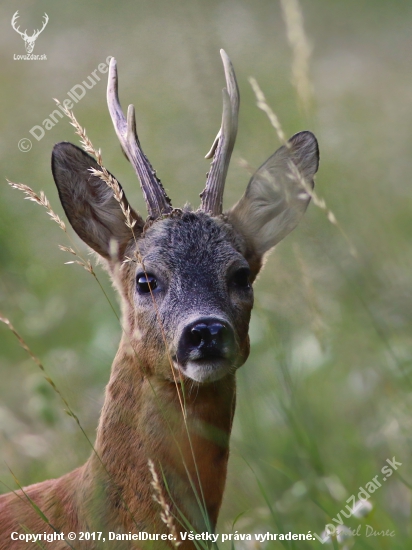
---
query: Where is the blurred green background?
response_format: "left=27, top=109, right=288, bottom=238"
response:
left=0, top=0, right=411, bottom=548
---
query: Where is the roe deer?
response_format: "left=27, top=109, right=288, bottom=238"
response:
left=0, top=51, right=319, bottom=549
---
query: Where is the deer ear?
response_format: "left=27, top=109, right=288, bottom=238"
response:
left=226, top=131, right=319, bottom=274
left=52, top=142, right=143, bottom=260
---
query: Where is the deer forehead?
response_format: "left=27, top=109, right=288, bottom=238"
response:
left=135, top=211, right=247, bottom=275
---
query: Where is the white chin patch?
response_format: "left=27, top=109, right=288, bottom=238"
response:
left=175, top=360, right=232, bottom=383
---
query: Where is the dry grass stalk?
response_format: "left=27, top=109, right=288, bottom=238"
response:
left=54, top=99, right=102, bottom=165
left=121, top=249, right=187, bottom=421
left=286, top=158, right=358, bottom=257
left=58, top=245, right=76, bottom=256
left=248, top=77, right=287, bottom=144
left=64, top=259, right=95, bottom=274
left=0, top=314, right=80, bottom=424
left=7, top=180, right=97, bottom=271
left=237, top=156, right=259, bottom=176
left=7, top=181, right=66, bottom=232
left=55, top=99, right=137, bottom=232
left=0, top=314, right=45, bottom=373
left=148, top=459, right=181, bottom=548
left=280, top=0, right=313, bottom=113
left=248, top=80, right=358, bottom=258
left=89, top=167, right=136, bottom=230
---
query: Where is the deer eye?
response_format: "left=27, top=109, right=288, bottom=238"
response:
left=231, top=267, right=251, bottom=289
left=136, top=273, right=157, bottom=294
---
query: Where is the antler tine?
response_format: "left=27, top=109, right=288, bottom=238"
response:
left=107, top=57, right=172, bottom=219
left=200, top=49, right=239, bottom=215
left=11, top=11, right=25, bottom=37
left=36, top=13, right=49, bottom=35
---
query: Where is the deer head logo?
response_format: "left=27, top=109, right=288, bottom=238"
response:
left=11, top=11, right=49, bottom=54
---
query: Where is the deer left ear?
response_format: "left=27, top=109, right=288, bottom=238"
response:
left=52, top=142, right=144, bottom=260
left=226, top=131, right=319, bottom=275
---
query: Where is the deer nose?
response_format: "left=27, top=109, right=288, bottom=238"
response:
left=177, top=318, right=235, bottom=363
left=190, top=322, right=227, bottom=347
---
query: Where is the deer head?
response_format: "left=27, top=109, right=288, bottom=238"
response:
left=11, top=11, right=49, bottom=54
left=51, top=52, right=318, bottom=387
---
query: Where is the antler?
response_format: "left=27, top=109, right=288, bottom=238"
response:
left=200, top=50, right=239, bottom=216
left=107, top=58, right=172, bottom=219
left=11, top=11, right=27, bottom=38
left=32, top=13, right=49, bottom=39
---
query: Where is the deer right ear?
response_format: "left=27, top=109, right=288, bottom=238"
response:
left=226, top=131, right=319, bottom=276
left=52, top=142, right=143, bottom=260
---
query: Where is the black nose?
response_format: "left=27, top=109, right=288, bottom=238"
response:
left=190, top=322, right=227, bottom=347
left=177, top=318, right=235, bottom=364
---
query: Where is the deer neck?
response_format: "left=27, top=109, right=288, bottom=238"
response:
left=85, top=336, right=237, bottom=537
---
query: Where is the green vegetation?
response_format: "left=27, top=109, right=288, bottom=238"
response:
left=1, top=1, right=411, bottom=548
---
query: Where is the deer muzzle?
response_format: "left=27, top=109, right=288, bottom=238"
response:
left=174, top=316, right=236, bottom=383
